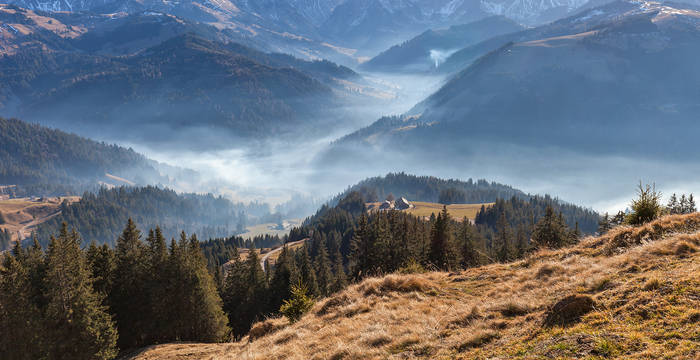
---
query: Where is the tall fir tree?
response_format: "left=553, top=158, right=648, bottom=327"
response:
left=297, top=244, right=320, bottom=297
left=330, top=246, right=347, bottom=294
left=314, top=236, right=333, bottom=296
left=495, top=211, right=512, bottom=262
left=43, top=225, right=118, bottom=359
left=0, top=243, right=45, bottom=360
left=350, top=213, right=371, bottom=278
left=459, top=219, right=480, bottom=268
left=111, top=218, right=149, bottom=348
left=429, top=206, right=454, bottom=270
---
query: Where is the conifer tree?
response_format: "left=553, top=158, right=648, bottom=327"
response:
left=330, top=246, right=347, bottom=294
left=314, top=236, right=333, bottom=296
left=43, top=226, right=118, bottom=359
left=268, top=246, right=297, bottom=312
left=350, top=213, right=371, bottom=278
left=495, top=211, right=511, bottom=262
left=177, top=234, right=229, bottom=342
left=297, top=245, right=320, bottom=297
left=0, top=243, right=45, bottom=359
left=626, top=182, right=663, bottom=225
left=144, top=227, right=169, bottom=343
left=598, top=212, right=612, bottom=234
left=86, top=242, right=115, bottom=301
left=687, top=194, right=697, bottom=214
left=429, top=206, right=453, bottom=270
left=532, top=206, right=574, bottom=249
left=459, top=219, right=480, bottom=268
left=668, top=194, right=680, bottom=214
left=111, top=218, right=148, bottom=348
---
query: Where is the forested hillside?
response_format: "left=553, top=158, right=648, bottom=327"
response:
left=0, top=117, right=164, bottom=192
left=332, top=173, right=526, bottom=205
left=33, top=186, right=269, bottom=247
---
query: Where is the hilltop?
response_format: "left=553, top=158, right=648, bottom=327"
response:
left=132, top=213, right=700, bottom=359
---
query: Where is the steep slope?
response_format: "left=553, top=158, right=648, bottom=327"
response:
left=0, top=33, right=348, bottom=148
left=332, top=1, right=700, bottom=160
left=130, top=213, right=700, bottom=359
left=362, top=16, right=524, bottom=73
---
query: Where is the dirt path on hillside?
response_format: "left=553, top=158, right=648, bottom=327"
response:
left=260, top=238, right=309, bottom=271
left=17, top=210, right=61, bottom=241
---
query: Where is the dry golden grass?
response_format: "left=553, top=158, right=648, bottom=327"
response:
left=130, top=214, right=700, bottom=360
left=366, top=201, right=491, bottom=221
left=0, top=196, right=80, bottom=243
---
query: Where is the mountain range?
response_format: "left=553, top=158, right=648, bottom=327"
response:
left=361, top=16, right=524, bottom=73
left=328, top=1, right=700, bottom=164
left=0, top=6, right=371, bottom=149
left=7, top=0, right=681, bottom=60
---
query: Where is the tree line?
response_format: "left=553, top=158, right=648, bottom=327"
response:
left=0, top=220, right=228, bottom=359
left=34, top=186, right=262, bottom=247
left=0, top=190, right=591, bottom=358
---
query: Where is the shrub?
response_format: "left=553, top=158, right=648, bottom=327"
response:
left=398, top=258, right=426, bottom=274
left=280, top=281, right=315, bottom=324
left=626, top=182, right=663, bottom=226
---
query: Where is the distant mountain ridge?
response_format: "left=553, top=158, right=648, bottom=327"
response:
left=330, top=0, right=700, bottom=161
left=0, top=27, right=362, bottom=149
left=361, top=16, right=525, bottom=73
left=9, top=0, right=691, bottom=61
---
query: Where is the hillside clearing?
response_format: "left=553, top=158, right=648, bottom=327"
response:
left=131, top=213, right=700, bottom=359
left=367, top=201, right=491, bottom=221
left=0, top=196, right=81, bottom=243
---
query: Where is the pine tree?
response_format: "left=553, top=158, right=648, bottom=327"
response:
left=268, top=246, right=298, bottom=313
left=279, top=281, right=315, bottom=324
left=495, top=211, right=511, bottom=262
left=668, top=193, right=680, bottom=214
left=458, top=219, right=480, bottom=268
left=598, top=212, right=612, bottom=234
left=532, top=206, right=574, bottom=249
left=144, top=227, right=169, bottom=344
left=297, top=245, right=320, bottom=297
left=179, top=234, right=229, bottom=342
left=350, top=213, right=371, bottom=278
left=330, top=246, right=347, bottom=294
left=687, top=194, right=697, bottom=214
left=111, top=218, right=148, bottom=348
left=314, top=236, right=333, bottom=296
left=429, top=206, right=453, bottom=270
left=86, top=241, right=115, bottom=301
left=43, top=225, right=118, bottom=359
left=0, top=243, right=45, bottom=359
left=626, top=182, right=663, bottom=225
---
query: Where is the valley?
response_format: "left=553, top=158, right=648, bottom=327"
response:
left=1, top=0, right=699, bottom=359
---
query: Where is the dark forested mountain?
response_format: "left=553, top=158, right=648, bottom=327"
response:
left=331, top=1, right=700, bottom=161
left=0, top=32, right=357, bottom=148
left=361, top=16, right=524, bottom=73
left=33, top=186, right=269, bottom=246
left=0, top=117, right=166, bottom=192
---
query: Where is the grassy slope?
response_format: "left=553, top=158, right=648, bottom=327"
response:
left=0, top=196, right=81, bottom=243
left=366, top=201, right=492, bottom=221
left=130, top=214, right=700, bottom=359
